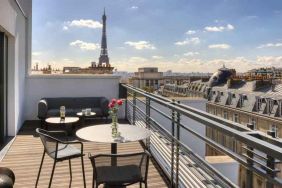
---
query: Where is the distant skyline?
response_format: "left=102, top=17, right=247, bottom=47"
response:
left=32, top=0, right=282, bottom=73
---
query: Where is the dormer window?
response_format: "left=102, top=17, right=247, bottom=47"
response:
left=256, top=97, right=262, bottom=112
left=233, top=114, right=239, bottom=122
left=227, top=92, right=232, bottom=105
left=238, top=94, right=245, bottom=107
left=266, top=99, right=274, bottom=114
left=279, top=100, right=282, bottom=117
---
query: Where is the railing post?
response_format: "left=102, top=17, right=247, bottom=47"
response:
left=266, top=131, right=276, bottom=188
left=175, top=101, right=181, bottom=187
left=133, top=92, right=136, bottom=125
left=266, top=155, right=275, bottom=188
left=145, top=95, right=151, bottom=151
left=125, top=90, right=128, bottom=120
left=244, top=122, right=254, bottom=188
left=170, top=99, right=176, bottom=188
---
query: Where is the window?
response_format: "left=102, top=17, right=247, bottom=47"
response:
left=145, top=80, right=150, bottom=86
left=213, top=108, right=217, bottom=115
left=155, top=80, right=158, bottom=85
left=256, top=98, right=262, bottom=112
left=233, top=114, right=239, bottom=123
left=223, top=111, right=228, bottom=119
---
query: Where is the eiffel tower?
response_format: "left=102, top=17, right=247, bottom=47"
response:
left=98, top=8, right=110, bottom=67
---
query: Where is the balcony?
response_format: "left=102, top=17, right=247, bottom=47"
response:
left=0, top=84, right=281, bottom=188
left=1, top=1, right=282, bottom=187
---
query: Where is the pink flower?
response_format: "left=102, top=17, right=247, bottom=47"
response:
left=111, top=98, right=117, bottom=104
left=117, top=99, right=123, bottom=106
left=108, top=102, right=115, bottom=109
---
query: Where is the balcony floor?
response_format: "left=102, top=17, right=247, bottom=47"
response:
left=0, top=120, right=169, bottom=188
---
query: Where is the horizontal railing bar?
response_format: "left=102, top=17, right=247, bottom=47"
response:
left=129, top=99, right=282, bottom=184
left=242, top=154, right=281, bottom=173
left=129, top=99, right=278, bottom=185
left=132, top=105, right=237, bottom=187
left=149, top=104, right=174, bottom=121
left=150, top=135, right=209, bottom=188
left=123, top=84, right=282, bottom=160
left=241, top=146, right=268, bottom=161
left=126, top=89, right=282, bottom=186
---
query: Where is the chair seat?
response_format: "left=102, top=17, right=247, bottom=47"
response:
left=49, top=144, right=82, bottom=160
left=96, top=165, right=142, bottom=185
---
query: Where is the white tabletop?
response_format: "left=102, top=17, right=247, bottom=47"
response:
left=76, top=112, right=96, bottom=117
left=45, top=117, right=79, bottom=124
left=76, top=124, right=151, bottom=143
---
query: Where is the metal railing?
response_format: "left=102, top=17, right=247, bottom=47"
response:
left=122, top=84, right=282, bottom=188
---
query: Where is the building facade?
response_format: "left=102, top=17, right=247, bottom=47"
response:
left=206, top=81, right=282, bottom=188
left=131, top=67, right=163, bottom=91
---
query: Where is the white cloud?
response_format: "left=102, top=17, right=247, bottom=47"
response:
left=186, top=30, right=196, bottom=35
left=65, top=19, right=102, bottom=29
left=184, top=52, right=200, bottom=56
left=205, top=24, right=234, bottom=32
left=63, top=26, right=69, bottom=30
left=70, top=40, right=100, bottom=51
left=256, top=56, right=282, bottom=65
left=208, top=44, right=231, bottom=49
left=131, top=6, right=138, bottom=9
left=125, top=41, right=156, bottom=50
left=129, top=57, right=148, bottom=62
left=257, top=43, right=282, bottom=48
left=175, top=37, right=200, bottom=46
left=32, top=51, right=43, bottom=56
left=152, top=55, right=163, bottom=59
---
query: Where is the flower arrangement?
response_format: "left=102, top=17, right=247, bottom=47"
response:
left=108, top=99, right=123, bottom=137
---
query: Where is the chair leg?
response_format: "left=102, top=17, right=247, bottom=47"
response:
left=81, top=156, right=86, bottom=188
left=140, top=182, right=142, bottom=188
left=69, top=159, right=72, bottom=187
left=35, top=151, right=45, bottom=187
left=48, top=160, right=56, bottom=188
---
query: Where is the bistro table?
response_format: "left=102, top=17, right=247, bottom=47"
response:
left=76, top=112, right=96, bottom=125
left=45, top=117, right=79, bottom=135
left=76, top=124, right=151, bottom=165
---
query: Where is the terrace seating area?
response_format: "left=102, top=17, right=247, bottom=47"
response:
left=0, top=120, right=169, bottom=188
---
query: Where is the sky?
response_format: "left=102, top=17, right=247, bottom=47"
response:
left=32, top=0, right=282, bottom=73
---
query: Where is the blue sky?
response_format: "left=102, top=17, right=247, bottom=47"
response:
left=32, top=0, right=282, bottom=73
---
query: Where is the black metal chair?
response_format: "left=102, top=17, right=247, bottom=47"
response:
left=35, top=128, right=86, bottom=188
left=88, top=151, right=150, bottom=188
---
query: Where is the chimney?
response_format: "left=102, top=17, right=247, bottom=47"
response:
left=267, top=130, right=276, bottom=138
left=247, top=123, right=254, bottom=130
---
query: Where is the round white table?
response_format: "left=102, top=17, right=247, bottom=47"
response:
left=45, top=117, right=79, bottom=124
left=76, top=124, right=151, bottom=165
left=76, top=112, right=96, bottom=117
left=76, top=112, right=96, bottom=125
left=45, top=117, right=79, bottom=135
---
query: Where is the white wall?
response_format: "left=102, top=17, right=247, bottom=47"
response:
left=24, top=75, right=121, bottom=120
left=0, top=0, right=32, bottom=136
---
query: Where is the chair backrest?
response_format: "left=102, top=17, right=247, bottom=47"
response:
left=88, top=151, right=150, bottom=181
left=36, top=128, right=59, bottom=159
